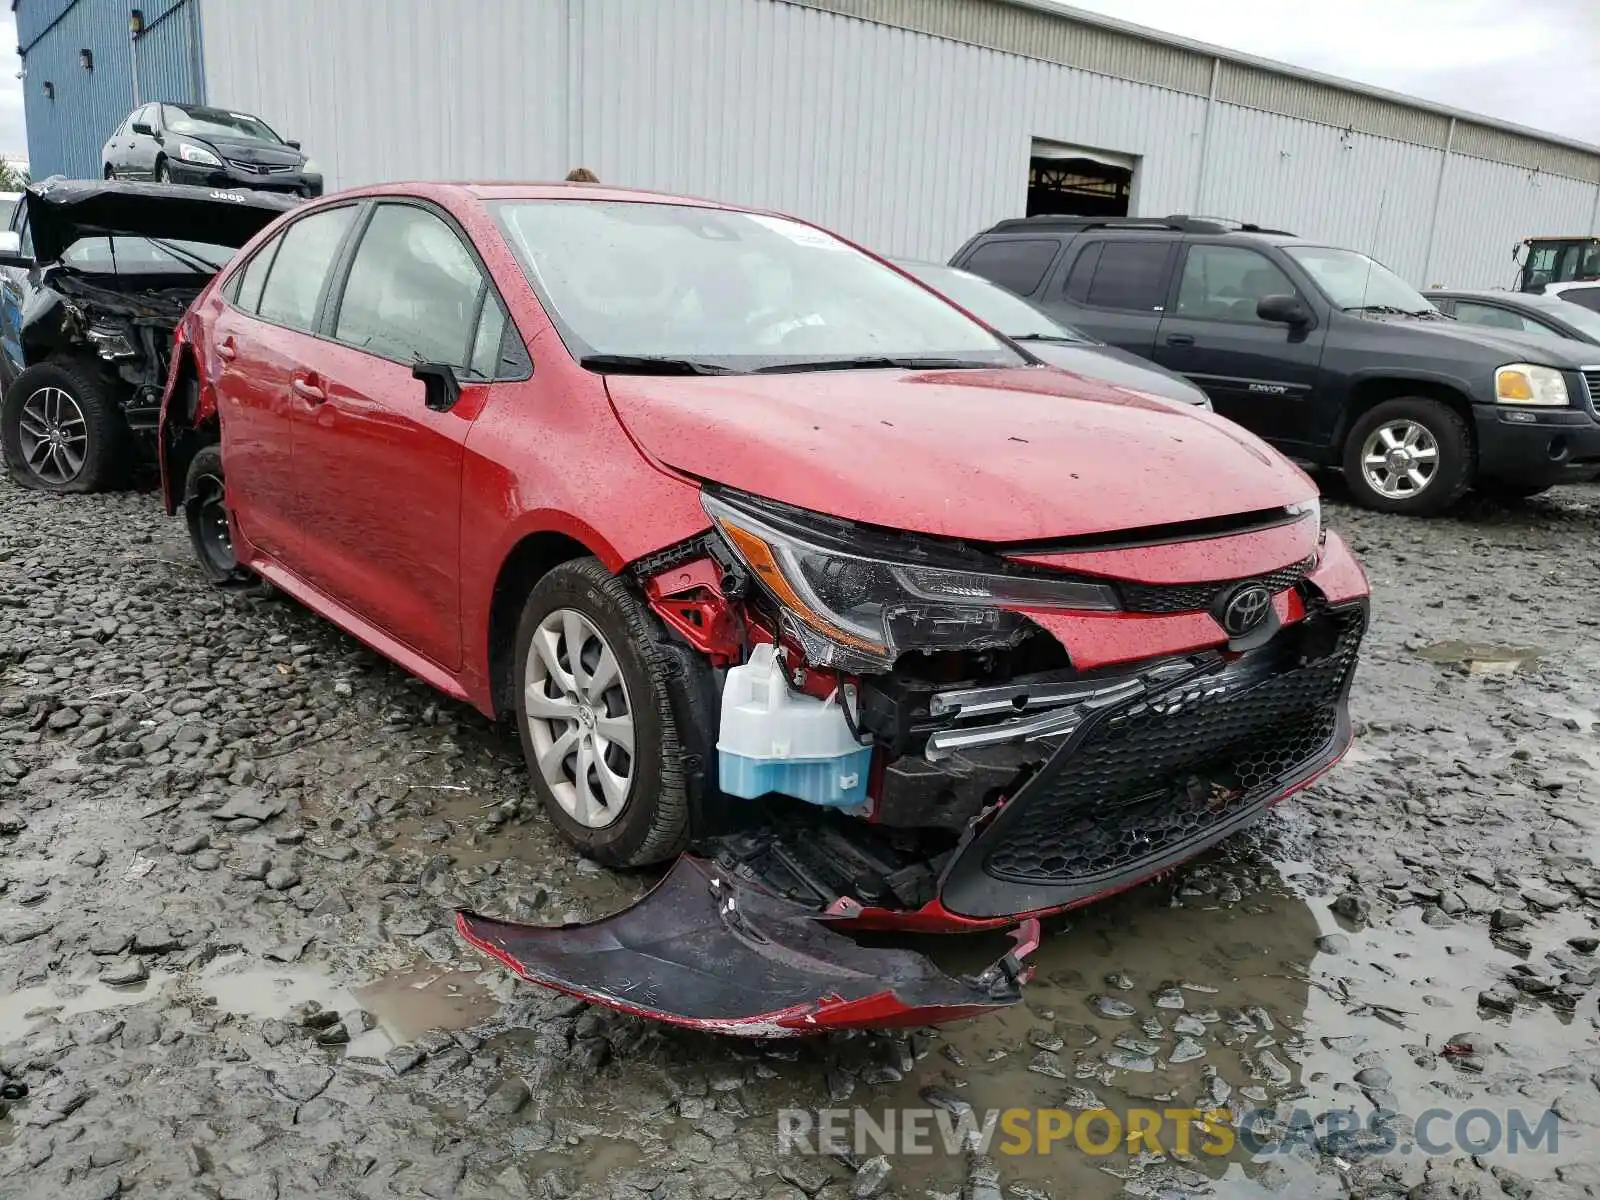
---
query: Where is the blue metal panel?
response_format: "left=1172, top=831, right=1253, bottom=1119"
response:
left=18, top=0, right=203, bottom=179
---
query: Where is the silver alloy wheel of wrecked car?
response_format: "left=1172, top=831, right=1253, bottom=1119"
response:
left=1359, top=418, right=1439, bottom=499
left=523, top=607, right=636, bottom=829
left=16, top=387, right=88, bottom=485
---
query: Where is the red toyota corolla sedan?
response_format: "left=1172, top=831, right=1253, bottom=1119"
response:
left=159, top=182, right=1369, bottom=1034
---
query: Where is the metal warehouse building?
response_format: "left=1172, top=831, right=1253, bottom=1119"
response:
left=18, top=0, right=1600, bottom=288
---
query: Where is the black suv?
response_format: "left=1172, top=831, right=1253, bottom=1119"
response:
left=951, top=216, right=1600, bottom=514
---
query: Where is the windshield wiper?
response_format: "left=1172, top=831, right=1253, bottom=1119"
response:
left=579, top=354, right=739, bottom=376
left=145, top=237, right=227, bottom=273
left=751, top=355, right=1000, bottom=374
left=1012, top=333, right=1088, bottom=345
left=1344, top=304, right=1416, bottom=316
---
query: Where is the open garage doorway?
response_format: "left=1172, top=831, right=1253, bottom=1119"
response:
left=1027, top=138, right=1135, bottom=218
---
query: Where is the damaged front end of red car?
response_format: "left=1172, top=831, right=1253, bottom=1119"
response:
left=458, top=485, right=1369, bottom=1035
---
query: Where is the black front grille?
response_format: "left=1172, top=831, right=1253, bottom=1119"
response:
left=978, top=605, right=1364, bottom=887
left=1581, top=369, right=1600, bottom=411
left=1117, top=556, right=1315, bottom=615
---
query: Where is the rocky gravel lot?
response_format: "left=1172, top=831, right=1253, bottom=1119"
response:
left=2, top=475, right=1598, bottom=1200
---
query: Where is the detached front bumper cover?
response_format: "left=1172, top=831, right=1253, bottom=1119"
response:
left=457, top=856, right=1040, bottom=1036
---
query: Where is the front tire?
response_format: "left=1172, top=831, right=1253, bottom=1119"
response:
left=155, top=159, right=170, bottom=183
left=1, top=359, right=127, bottom=492
left=513, top=557, right=689, bottom=868
left=183, top=442, right=254, bottom=586
left=1342, top=397, right=1472, bottom=516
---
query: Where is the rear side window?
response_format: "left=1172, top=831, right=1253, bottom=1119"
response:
left=1558, top=286, right=1600, bottom=314
left=256, top=206, right=357, bottom=333
left=333, top=203, right=485, bottom=366
left=1081, top=241, right=1173, bottom=311
left=230, top=238, right=279, bottom=313
left=960, top=238, right=1058, bottom=296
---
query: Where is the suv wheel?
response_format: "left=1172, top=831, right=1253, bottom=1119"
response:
left=1342, top=398, right=1471, bottom=516
left=1, top=360, right=127, bottom=493
left=513, top=557, right=690, bottom=868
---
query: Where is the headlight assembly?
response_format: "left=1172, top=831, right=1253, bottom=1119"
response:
left=702, top=491, right=1118, bottom=668
left=177, top=142, right=223, bottom=167
left=1495, top=363, right=1569, bottom=406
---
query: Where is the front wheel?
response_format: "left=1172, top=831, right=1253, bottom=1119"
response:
left=155, top=159, right=170, bottom=184
left=1, top=359, right=127, bottom=492
left=183, top=442, right=254, bottom=585
left=513, top=557, right=689, bottom=868
left=1342, top=398, right=1472, bottom=516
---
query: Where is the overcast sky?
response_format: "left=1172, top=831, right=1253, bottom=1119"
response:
left=0, top=1, right=1594, bottom=167
left=1060, top=0, right=1600, bottom=144
left=0, top=7, right=22, bottom=166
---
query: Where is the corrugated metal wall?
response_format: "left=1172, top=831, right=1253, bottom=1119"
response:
left=1430, top=156, right=1599, bottom=292
left=198, top=0, right=569, bottom=195
left=194, top=0, right=1600, bottom=286
left=1201, top=106, right=1444, bottom=283
left=18, top=0, right=204, bottom=179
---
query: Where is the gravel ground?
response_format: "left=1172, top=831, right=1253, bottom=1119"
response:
left=1, top=475, right=1598, bottom=1200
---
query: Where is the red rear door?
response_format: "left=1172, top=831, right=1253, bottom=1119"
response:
left=214, top=204, right=359, bottom=563
left=287, top=200, right=506, bottom=672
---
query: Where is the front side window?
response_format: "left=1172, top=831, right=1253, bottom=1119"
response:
left=961, top=239, right=1058, bottom=296
left=490, top=200, right=1023, bottom=372
left=334, top=204, right=485, bottom=366
left=1081, top=241, right=1172, bottom=311
left=1286, top=246, right=1435, bottom=315
left=255, top=206, right=356, bottom=333
left=1174, top=245, right=1298, bottom=322
left=1452, top=301, right=1552, bottom=336
left=469, top=298, right=509, bottom=378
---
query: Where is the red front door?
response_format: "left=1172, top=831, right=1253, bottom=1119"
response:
left=288, top=342, right=478, bottom=671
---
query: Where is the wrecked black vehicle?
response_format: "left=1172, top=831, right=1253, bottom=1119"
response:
left=0, top=177, right=299, bottom=492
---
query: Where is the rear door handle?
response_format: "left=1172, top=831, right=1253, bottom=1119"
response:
left=216, top=337, right=237, bottom=361
left=292, top=377, right=326, bottom=403
left=1165, top=333, right=1196, bottom=347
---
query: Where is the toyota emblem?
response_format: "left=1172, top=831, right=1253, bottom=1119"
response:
left=1219, top=583, right=1273, bottom=637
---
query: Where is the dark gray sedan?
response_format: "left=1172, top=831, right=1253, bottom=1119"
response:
left=1427, top=288, right=1600, bottom=345
left=895, top=259, right=1213, bottom=408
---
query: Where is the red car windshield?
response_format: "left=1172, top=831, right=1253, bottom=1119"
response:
left=490, top=199, right=1024, bottom=372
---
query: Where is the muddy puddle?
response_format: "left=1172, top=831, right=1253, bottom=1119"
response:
left=191, top=953, right=498, bottom=1054
left=0, top=971, right=174, bottom=1042
left=1415, top=640, right=1547, bottom=675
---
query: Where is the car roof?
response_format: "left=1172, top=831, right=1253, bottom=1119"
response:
left=326, top=181, right=737, bottom=210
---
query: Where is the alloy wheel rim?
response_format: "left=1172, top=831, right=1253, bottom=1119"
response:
left=16, top=387, right=88, bottom=485
left=523, top=608, right=635, bottom=829
left=192, top=471, right=237, bottom=572
left=1360, top=419, right=1439, bottom=499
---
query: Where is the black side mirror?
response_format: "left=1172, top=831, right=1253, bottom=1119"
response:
left=413, top=361, right=461, bottom=412
left=131, top=121, right=154, bottom=136
left=1257, top=293, right=1311, bottom=326
left=286, top=139, right=301, bottom=150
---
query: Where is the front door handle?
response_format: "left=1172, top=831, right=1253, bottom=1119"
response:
left=1165, top=333, right=1196, bottom=347
left=216, top=337, right=237, bottom=361
left=292, top=377, right=326, bottom=403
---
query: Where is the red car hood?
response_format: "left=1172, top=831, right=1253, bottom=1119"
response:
left=606, top=367, right=1312, bottom=541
